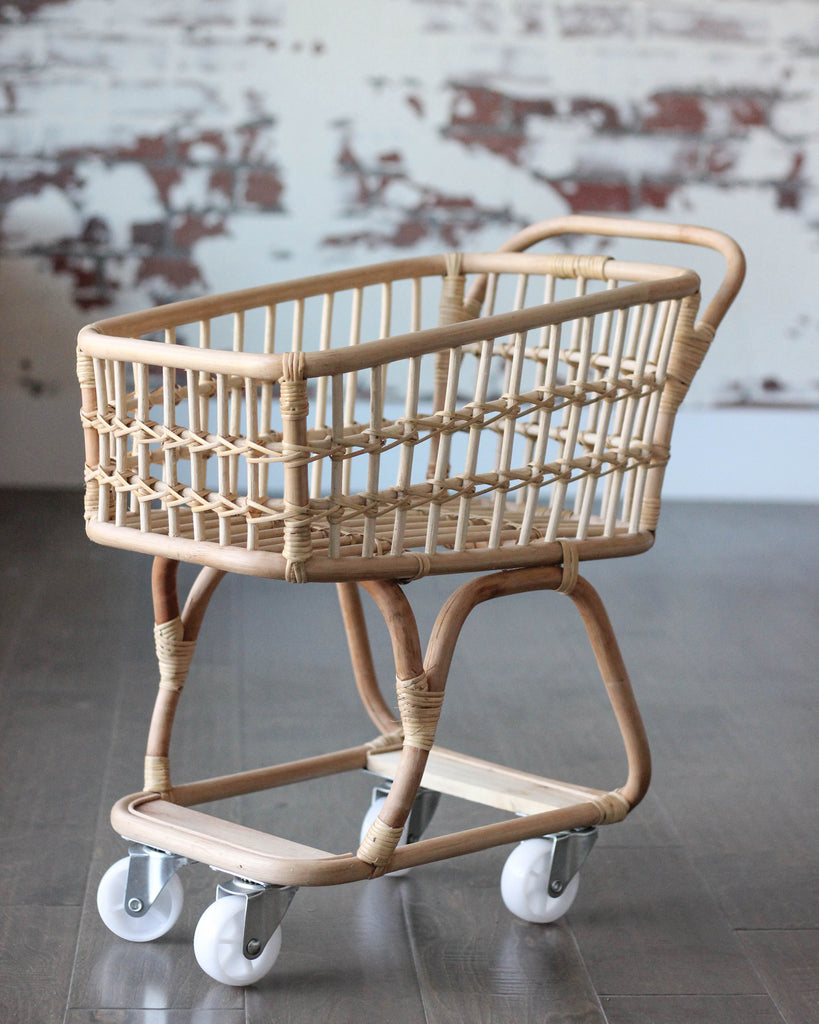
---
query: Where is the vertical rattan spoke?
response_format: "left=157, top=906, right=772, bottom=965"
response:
left=363, top=364, right=384, bottom=558
left=311, top=293, right=335, bottom=499
left=621, top=302, right=658, bottom=531
left=627, top=299, right=679, bottom=533
left=161, top=326, right=179, bottom=537
left=574, top=284, right=618, bottom=537
left=216, top=373, right=231, bottom=547
left=245, top=377, right=260, bottom=550
left=454, top=333, right=496, bottom=551
left=519, top=314, right=561, bottom=545
left=342, top=287, right=363, bottom=495
left=91, top=357, right=111, bottom=522
left=292, top=298, right=305, bottom=353
left=568, top=314, right=596, bottom=525
left=489, top=325, right=528, bottom=549
left=259, top=305, right=276, bottom=497
left=425, top=345, right=462, bottom=554
left=519, top=275, right=556, bottom=501
left=329, top=373, right=344, bottom=559
left=186, top=368, right=205, bottom=541
left=112, top=360, right=128, bottom=526
left=134, top=360, right=152, bottom=533
left=391, top=353, right=421, bottom=555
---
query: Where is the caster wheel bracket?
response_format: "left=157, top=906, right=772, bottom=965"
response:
left=124, top=843, right=191, bottom=918
left=546, top=827, right=598, bottom=896
left=216, top=878, right=298, bottom=961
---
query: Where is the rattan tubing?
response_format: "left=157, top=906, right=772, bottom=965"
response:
left=477, top=213, right=745, bottom=334
left=180, top=565, right=227, bottom=640
left=110, top=792, right=374, bottom=887
left=336, top=581, right=400, bottom=735
left=381, top=801, right=603, bottom=874
left=568, top=577, right=651, bottom=808
left=81, top=251, right=692, bottom=340
left=144, top=559, right=225, bottom=793
left=422, top=566, right=650, bottom=812
left=86, top=518, right=655, bottom=581
left=151, top=557, right=181, bottom=624
left=80, top=509, right=626, bottom=554
left=167, top=744, right=373, bottom=807
left=77, top=271, right=698, bottom=384
left=110, top=787, right=610, bottom=886
left=352, top=580, right=439, bottom=870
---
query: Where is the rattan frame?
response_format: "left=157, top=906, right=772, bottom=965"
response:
left=78, top=214, right=744, bottom=887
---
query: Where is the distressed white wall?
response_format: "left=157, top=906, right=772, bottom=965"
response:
left=1, top=0, right=817, bottom=498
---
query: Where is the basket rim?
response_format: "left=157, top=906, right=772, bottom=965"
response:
left=77, top=251, right=700, bottom=383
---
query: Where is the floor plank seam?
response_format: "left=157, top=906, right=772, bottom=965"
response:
left=62, top=653, right=133, bottom=1022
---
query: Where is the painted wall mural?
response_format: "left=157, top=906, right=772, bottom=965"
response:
left=1, top=0, right=817, bottom=488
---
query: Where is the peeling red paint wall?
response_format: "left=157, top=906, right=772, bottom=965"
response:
left=0, top=0, right=818, bottom=487
left=2, top=121, right=283, bottom=305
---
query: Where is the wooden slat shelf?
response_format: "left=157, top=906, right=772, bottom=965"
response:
left=366, top=745, right=607, bottom=816
left=111, top=794, right=373, bottom=887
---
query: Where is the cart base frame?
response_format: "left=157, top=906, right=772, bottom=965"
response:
left=111, top=557, right=651, bottom=887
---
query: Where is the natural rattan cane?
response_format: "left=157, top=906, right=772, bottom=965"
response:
left=79, top=216, right=744, bottom=982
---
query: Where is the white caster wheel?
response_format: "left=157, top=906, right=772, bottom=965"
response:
left=360, top=796, right=410, bottom=876
left=500, top=837, right=581, bottom=923
left=97, top=857, right=184, bottom=942
left=193, top=895, right=282, bottom=986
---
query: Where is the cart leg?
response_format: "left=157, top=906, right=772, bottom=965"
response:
left=336, top=581, right=400, bottom=737
left=424, top=565, right=650, bottom=815
left=568, top=575, right=652, bottom=810
left=144, top=559, right=226, bottom=795
left=355, top=579, right=445, bottom=875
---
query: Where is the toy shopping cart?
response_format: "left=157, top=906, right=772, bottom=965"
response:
left=77, top=215, right=744, bottom=985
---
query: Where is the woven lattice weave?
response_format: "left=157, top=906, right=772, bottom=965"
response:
left=76, top=237, right=737, bottom=588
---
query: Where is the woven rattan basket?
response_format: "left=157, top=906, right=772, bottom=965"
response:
left=78, top=215, right=744, bottom=986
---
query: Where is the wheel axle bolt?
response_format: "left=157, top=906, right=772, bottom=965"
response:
left=245, top=939, right=262, bottom=958
left=127, top=897, right=144, bottom=913
left=549, top=880, right=564, bottom=895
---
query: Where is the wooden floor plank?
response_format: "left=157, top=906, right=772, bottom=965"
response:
left=601, top=994, right=787, bottom=1023
left=739, top=930, right=819, bottom=1024
left=0, top=906, right=80, bottom=1024
left=67, top=863, right=245, bottom=1014
left=246, top=880, right=428, bottom=1023
left=595, top=502, right=819, bottom=932
left=399, top=851, right=606, bottom=1024
left=0, top=494, right=814, bottom=1023
left=64, top=1013, right=246, bottom=1023
left=567, top=844, right=764, bottom=996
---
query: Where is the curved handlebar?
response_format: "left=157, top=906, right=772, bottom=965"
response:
left=469, top=214, right=745, bottom=333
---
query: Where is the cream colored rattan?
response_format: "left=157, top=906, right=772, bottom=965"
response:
left=78, top=215, right=744, bottom=896
left=78, top=248, right=721, bottom=584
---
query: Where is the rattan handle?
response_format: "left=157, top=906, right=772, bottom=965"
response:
left=468, top=213, right=745, bottom=334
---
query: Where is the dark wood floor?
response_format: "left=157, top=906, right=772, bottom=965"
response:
left=1, top=491, right=816, bottom=1023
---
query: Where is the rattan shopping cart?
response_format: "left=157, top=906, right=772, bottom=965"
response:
left=78, top=214, right=744, bottom=985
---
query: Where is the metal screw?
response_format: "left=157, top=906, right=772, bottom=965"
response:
left=245, top=939, right=262, bottom=958
left=549, top=880, right=564, bottom=896
left=127, top=897, right=144, bottom=913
